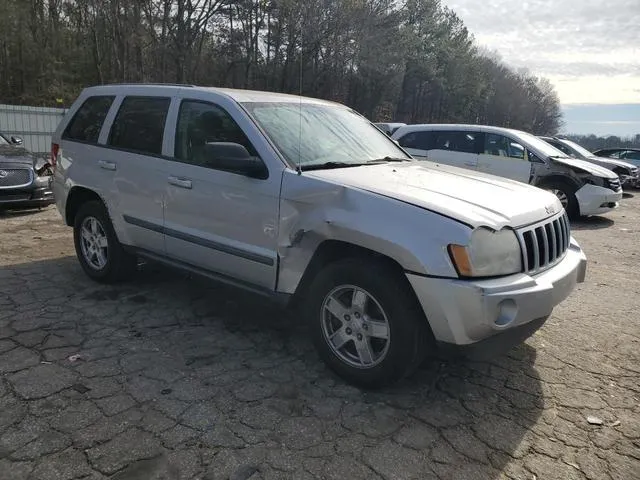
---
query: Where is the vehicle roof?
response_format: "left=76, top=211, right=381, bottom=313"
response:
left=393, top=123, right=527, bottom=137
left=79, top=83, right=343, bottom=107
left=594, top=147, right=640, bottom=153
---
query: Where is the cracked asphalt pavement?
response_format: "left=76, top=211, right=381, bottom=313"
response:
left=0, top=196, right=639, bottom=480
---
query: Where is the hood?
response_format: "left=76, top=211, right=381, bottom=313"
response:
left=0, top=145, right=35, bottom=166
left=307, top=162, right=562, bottom=229
left=550, top=156, right=617, bottom=179
left=587, top=155, right=637, bottom=171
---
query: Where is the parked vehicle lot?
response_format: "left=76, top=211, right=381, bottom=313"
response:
left=0, top=200, right=638, bottom=479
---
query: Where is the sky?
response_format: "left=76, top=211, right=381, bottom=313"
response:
left=444, top=0, right=640, bottom=136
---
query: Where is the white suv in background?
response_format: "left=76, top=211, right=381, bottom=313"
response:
left=51, top=85, right=587, bottom=387
left=392, top=124, right=623, bottom=219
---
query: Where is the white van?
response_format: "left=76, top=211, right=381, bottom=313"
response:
left=392, top=124, right=623, bottom=219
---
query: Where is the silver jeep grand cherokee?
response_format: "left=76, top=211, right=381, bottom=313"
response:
left=51, top=84, right=587, bottom=387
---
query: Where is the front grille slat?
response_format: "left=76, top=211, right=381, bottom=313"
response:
left=530, top=228, right=540, bottom=271
left=0, top=168, right=32, bottom=188
left=517, top=211, right=571, bottom=275
left=548, top=221, right=557, bottom=261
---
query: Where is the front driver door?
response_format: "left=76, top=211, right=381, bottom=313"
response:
left=162, top=98, right=280, bottom=290
left=477, top=133, right=532, bottom=183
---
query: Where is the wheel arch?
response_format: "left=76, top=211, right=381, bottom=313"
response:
left=65, top=186, right=106, bottom=226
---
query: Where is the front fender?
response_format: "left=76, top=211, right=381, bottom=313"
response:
left=276, top=170, right=471, bottom=295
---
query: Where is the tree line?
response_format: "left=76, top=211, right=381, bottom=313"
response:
left=0, top=0, right=562, bottom=135
left=565, top=134, right=640, bottom=151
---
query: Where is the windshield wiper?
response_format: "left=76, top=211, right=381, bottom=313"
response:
left=300, top=161, right=369, bottom=171
left=366, top=156, right=412, bottom=164
left=300, top=156, right=411, bottom=171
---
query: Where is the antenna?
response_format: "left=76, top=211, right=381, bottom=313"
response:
left=296, top=8, right=303, bottom=175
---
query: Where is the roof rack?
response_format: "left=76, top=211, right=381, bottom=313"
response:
left=94, top=83, right=196, bottom=88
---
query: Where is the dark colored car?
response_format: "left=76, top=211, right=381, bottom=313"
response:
left=0, top=137, right=55, bottom=210
left=0, top=132, right=24, bottom=146
left=593, top=148, right=640, bottom=164
left=540, top=137, right=639, bottom=188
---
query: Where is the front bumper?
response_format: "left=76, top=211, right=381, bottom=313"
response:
left=575, top=184, right=622, bottom=216
left=406, top=238, right=587, bottom=356
left=0, top=185, right=55, bottom=209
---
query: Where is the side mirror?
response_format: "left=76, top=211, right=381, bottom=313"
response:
left=11, top=135, right=22, bottom=145
left=201, top=142, right=268, bottom=179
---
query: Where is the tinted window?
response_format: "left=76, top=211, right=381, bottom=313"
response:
left=622, top=150, right=640, bottom=161
left=108, top=96, right=170, bottom=155
left=397, top=131, right=433, bottom=150
left=551, top=141, right=573, bottom=156
left=175, top=100, right=257, bottom=166
left=433, top=131, right=479, bottom=154
left=484, top=133, right=525, bottom=159
left=63, top=96, right=114, bottom=143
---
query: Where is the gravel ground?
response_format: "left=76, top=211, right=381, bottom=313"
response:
left=0, top=196, right=638, bottom=480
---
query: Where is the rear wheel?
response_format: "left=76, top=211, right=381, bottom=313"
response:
left=305, top=258, right=432, bottom=388
left=541, top=180, right=579, bottom=219
left=73, top=201, right=137, bottom=283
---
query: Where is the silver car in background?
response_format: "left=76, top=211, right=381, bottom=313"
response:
left=540, top=136, right=639, bottom=188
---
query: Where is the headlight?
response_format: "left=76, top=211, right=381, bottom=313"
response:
left=448, top=227, right=522, bottom=277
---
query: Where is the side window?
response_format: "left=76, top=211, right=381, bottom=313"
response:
left=175, top=100, right=257, bottom=166
left=108, top=96, right=170, bottom=155
left=484, top=134, right=525, bottom=159
left=397, top=131, right=432, bottom=150
left=63, top=96, right=115, bottom=143
left=623, top=151, right=640, bottom=161
left=553, top=142, right=574, bottom=157
left=433, top=131, right=479, bottom=154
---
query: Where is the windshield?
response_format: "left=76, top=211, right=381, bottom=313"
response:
left=560, top=139, right=594, bottom=158
left=0, top=134, right=9, bottom=145
left=515, top=130, right=569, bottom=158
left=242, top=102, right=411, bottom=168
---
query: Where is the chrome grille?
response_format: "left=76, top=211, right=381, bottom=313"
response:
left=517, top=212, right=570, bottom=274
left=607, top=177, right=622, bottom=192
left=0, top=168, right=32, bottom=188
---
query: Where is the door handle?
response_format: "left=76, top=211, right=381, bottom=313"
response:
left=168, top=176, right=192, bottom=189
left=98, top=160, right=117, bottom=171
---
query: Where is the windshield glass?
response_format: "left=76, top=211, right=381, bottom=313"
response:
left=0, top=134, right=9, bottom=145
left=242, top=102, right=411, bottom=167
left=561, top=139, right=594, bottom=158
left=515, top=130, right=569, bottom=158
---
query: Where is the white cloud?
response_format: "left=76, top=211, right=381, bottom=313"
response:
left=444, top=0, right=640, bottom=105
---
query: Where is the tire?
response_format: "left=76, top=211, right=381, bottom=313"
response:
left=73, top=200, right=136, bottom=283
left=305, top=258, right=433, bottom=388
left=540, top=180, right=579, bottom=219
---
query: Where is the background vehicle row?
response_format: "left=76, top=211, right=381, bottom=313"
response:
left=391, top=124, right=623, bottom=219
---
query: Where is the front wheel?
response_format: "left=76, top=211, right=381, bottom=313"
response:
left=541, top=181, right=579, bottom=219
left=305, top=259, right=432, bottom=388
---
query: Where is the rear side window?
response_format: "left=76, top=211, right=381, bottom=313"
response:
left=397, top=131, right=433, bottom=150
left=63, top=96, right=115, bottom=143
left=434, top=131, right=479, bottom=154
left=108, top=96, right=170, bottom=156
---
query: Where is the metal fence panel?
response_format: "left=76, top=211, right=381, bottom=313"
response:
left=0, top=104, right=67, bottom=154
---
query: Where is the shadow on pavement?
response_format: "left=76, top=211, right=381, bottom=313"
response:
left=571, top=215, right=614, bottom=230
left=0, top=206, right=51, bottom=218
left=0, top=256, right=543, bottom=479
